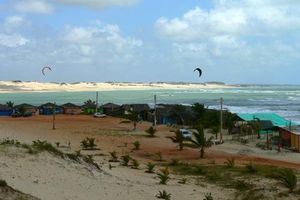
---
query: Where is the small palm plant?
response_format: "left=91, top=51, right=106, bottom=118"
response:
left=132, top=141, right=140, bottom=150
left=131, top=159, right=140, bottom=169
left=245, top=162, right=257, bottom=173
left=225, top=158, right=235, bottom=168
left=121, top=155, right=131, bottom=166
left=80, top=137, right=97, bottom=150
left=109, top=151, right=119, bottom=162
left=155, top=152, right=163, bottom=161
left=146, top=126, right=157, bottom=137
left=203, top=193, right=213, bottom=200
left=145, top=162, right=156, bottom=173
left=156, top=190, right=171, bottom=200
left=276, top=169, right=297, bottom=193
left=157, top=167, right=170, bottom=185
left=191, top=125, right=213, bottom=158
left=167, top=129, right=184, bottom=151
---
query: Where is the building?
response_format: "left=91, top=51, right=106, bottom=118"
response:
left=14, top=103, right=39, bottom=115
left=39, top=103, right=63, bottom=115
left=102, top=103, right=123, bottom=116
left=122, top=104, right=150, bottom=120
left=61, top=103, right=82, bottom=115
left=278, top=126, right=300, bottom=152
left=0, top=104, right=13, bottom=116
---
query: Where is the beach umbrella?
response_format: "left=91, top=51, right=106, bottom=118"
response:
left=194, top=68, right=202, bottom=77
left=42, top=66, right=52, bottom=76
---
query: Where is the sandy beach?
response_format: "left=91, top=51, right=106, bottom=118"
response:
left=1, top=115, right=300, bottom=200
left=0, top=81, right=236, bottom=93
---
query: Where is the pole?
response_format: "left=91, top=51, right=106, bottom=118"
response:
left=220, top=97, right=223, bottom=142
left=96, top=91, right=98, bottom=113
left=154, top=94, right=157, bottom=127
left=52, top=102, right=56, bottom=130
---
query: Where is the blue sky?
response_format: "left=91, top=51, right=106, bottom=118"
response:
left=0, top=0, right=300, bottom=84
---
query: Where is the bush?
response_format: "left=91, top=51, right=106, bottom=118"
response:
left=155, top=152, right=163, bottom=161
left=121, top=155, right=131, bottom=166
left=32, top=140, right=63, bottom=156
left=157, top=167, right=170, bottom=185
left=156, top=190, right=171, bottom=200
left=275, top=169, right=297, bottom=193
left=245, top=162, right=257, bottom=174
left=203, top=193, right=213, bottom=200
left=169, top=158, right=179, bottom=166
left=132, top=141, right=140, bottom=150
left=146, top=126, right=157, bottom=137
left=145, top=162, right=156, bottom=173
left=225, top=158, right=235, bottom=168
left=131, top=159, right=139, bottom=169
left=80, top=137, right=97, bottom=150
left=109, top=151, right=119, bottom=162
left=0, top=180, right=7, bottom=187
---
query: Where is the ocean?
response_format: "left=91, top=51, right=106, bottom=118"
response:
left=0, top=84, right=300, bottom=123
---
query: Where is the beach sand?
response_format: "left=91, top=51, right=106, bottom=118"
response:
left=0, top=115, right=299, bottom=199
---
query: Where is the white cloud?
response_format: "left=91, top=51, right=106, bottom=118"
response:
left=15, top=0, right=53, bottom=14
left=0, top=34, right=29, bottom=47
left=53, top=0, right=139, bottom=9
left=4, top=16, right=26, bottom=30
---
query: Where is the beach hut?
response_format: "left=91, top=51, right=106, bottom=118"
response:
left=0, top=104, right=13, bottom=116
left=278, top=126, right=300, bottom=152
left=39, top=103, right=63, bottom=115
left=102, top=103, right=123, bottom=116
left=61, top=103, right=82, bottom=115
left=14, top=103, right=39, bottom=115
left=122, top=104, right=150, bottom=120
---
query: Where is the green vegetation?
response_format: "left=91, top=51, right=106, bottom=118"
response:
left=245, top=162, right=257, bottom=174
left=109, top=151, right=119, bottom=162
left=167, top=130, right=184, bottom=151
left=155, top=152, right=163, bottom=161
left=145, top=162, right=156, bottom=173
left=145, top=126, right=157, bottom=137
left=275, top=169, right=297, bottom=193
left=156, top=190, right=171, bottom=200
left=169, top=158, right=179, bottom=166
left=121, top=155, right=131, bottom=166
left=225, top=158, right=235, bottom=168
left=157, top=167, right=170, bottom=185
left=132, top=141, right=140, bottom=150
left=80, top=137, right=97, bottom=150
left=0, top=179, right=7, bottom=187
left=190, top=126, right=213, bottom=158
left=131, top=159, right=140, bottom=169
left=203, top=193, right=213, bottom=200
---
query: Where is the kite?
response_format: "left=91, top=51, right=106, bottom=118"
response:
left=194, top=68, right=202, bottom=77
left=42, top=66, right=52, bottom=76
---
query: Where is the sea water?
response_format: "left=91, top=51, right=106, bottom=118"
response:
left=0, top=85, right=300, bottom=123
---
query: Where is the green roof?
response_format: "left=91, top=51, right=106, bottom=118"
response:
left=237, top=113, right=295, bottom=127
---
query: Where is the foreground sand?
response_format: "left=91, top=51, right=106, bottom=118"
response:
left=1, top=115, right=300, bottom=200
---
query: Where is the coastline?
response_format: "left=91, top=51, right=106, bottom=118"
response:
left=0, top=81, right=237, bottom=93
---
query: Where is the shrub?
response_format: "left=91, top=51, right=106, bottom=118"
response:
left=131, top=159, right=140, bottom=169
left=55, top=142, right=60, bottom=148
left=145, top=162, right=156, bottom=173
left=83, top=155, right=100, bottom=169
left=178, top=177, right=187, bottom=184
left=109, top=151, right=119, bottom=162
left=203, top=193, right=213, bottom=200
left=132, top=141, right=140, bottom=150
left=155, top=152, right=163, bottom=161
left=245, top=162, right=257, bottom=174
left=157, top=167, right=170, bottom=185
left=0, top=180, right=7, bottom=187
left=156, top=190, right=171, bottom=200
left=80, top=137, right=97, bottom=150
left=275, top=169, right=297, bottom=193
left=146, top=126, right=157, bottom=137
left=32, top=140, right=63, bottom=156
left=225, top=158, right=235, bottom=168
left=121, top=155, right=131, bottom=166
left=169, top=158, right=179, bottom=166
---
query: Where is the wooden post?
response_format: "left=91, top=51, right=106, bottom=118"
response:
left=154, top=94, right=157, bottom=127
left=220, top=97, right=223, bottom=142
left=52, top=102, right=56, bottom=130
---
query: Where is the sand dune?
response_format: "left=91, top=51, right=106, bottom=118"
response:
left=0, top=81, right=236, bottom=93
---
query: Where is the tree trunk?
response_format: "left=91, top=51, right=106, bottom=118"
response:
left=133, top=122, right=137, bottom=130
left=179, top=142, right=183, bottom=151
left=200, top=146, right=204, bottom=158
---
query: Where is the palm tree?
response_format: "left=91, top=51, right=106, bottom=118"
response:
left=125, top=111, right=140, bottom=130
left=190, top=126, right=213, bottom=158
left=84, top=99, right=96, bottom=109
left=167, top=129, right=184, bottom=151
left=192, top=103, right=205, bottom=123
left=6, top=101, right=14, bottom=108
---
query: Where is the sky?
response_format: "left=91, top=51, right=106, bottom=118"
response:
left=0, top=0, right=300, bottom=84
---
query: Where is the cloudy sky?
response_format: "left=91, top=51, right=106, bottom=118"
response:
left=0, top=0, right=300, bottom=84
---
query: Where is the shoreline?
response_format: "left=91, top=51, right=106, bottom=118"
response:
left=0, top=81, right=237, bottom=93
